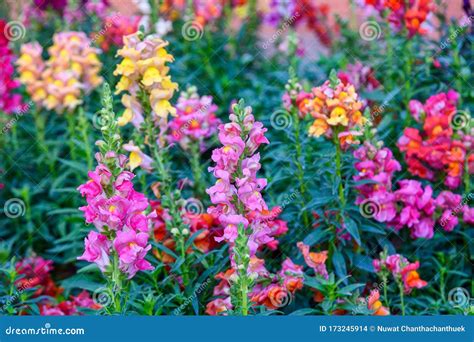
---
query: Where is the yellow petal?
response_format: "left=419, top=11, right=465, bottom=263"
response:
left=129, top=151, right=142, bottom=171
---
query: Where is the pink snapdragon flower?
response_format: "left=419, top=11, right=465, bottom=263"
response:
left=78, top=153, right=154, bottom=279
left=78, top=231, right=111, bottom=272
left=113, top=230, right=153, bottom=278
left=373, top=253, right=427, bottom=294
left=207, top=103, right=280, bottom=265
left=168, top=86, right=220, bottom=150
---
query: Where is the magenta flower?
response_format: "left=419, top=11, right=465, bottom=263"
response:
left=78, top=231, right=111, bottom=272
left=168, top=87, right=220, bottom=150
left=206, top=103, right=276, bottom=267
left=78, top=153, right=154, bottom=279
left=113, top=230, right=153, bottom=279
left=0, top=20, right=24, bottom=114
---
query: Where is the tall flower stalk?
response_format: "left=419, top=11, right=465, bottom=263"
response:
left=206, top=100, right=273, bottom=315
left=77, top=84, right=154, bottom=314
left=113, top=32, right=195, bottom=287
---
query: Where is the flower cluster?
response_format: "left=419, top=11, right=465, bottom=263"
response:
left=168, top=86, right=220, bottom=150
left=265, top=0, right=333, bottom=47
left=297, top=242, right=328, bottom=279
left=207, top=103, right=287, bottom=264
left=114, top=32, right=178, bottom=127
left=17, top=32, right=102, bottom=112
left=354, top=142, right=472, bottom=239
left=94, top=14, right=141, bottom=52
left=0, top=20, right=24, bottom=114
left=363, top=0, right=434, bottom=37
left=15, top=256, right=62, bottom=298
left=367, top=290, right=390, bottom=315
left=77, top=153, right=154, bottom=279
left=398, top=90, right=473, bottom=189
left=40, top=290, right=101, bottom=316
left=22, top=0, right=110, bottom=26
left=206, top=256, right=304, bottom=314
left=373, top=253, right=427, bottom=293
left=160, top=0, right=226, bottom=25
left=15, top=256, right=99, bottom=315
left=337, top=62, right=381, bottom=108
left=354, top=141, right=401, bottom=223
left=301, top=78, right=366, bottom=149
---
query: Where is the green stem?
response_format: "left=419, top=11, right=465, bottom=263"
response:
left=78, top=108, right=93, bottom=171
left=382, top=274, right=389, bottom=309
left=189, top=141, right=205, bottom=198
left=110, top=252, right=123, bottom=314
left=143, top=104, right=190, bottom=288
left=403, top=38, right=413, bottom=127
left=334, top=135, right=345, bottom=208
left=66, top=112, right=77, bottom=161
left=240, top=277, right=249, bottom=316
left=440, top=268, right=446, bottom=304
left=399, top=283, right=405, bottom=316
left=291, top=108, right=310, bottom=229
